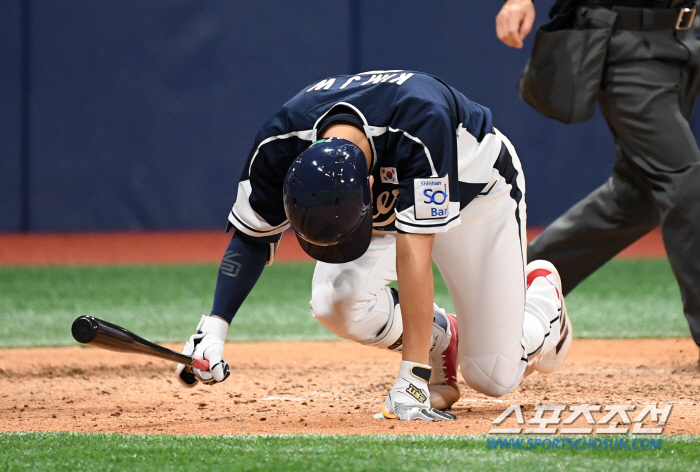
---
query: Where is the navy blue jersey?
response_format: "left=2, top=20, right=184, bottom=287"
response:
left=229, top=70, right=506, bottom=240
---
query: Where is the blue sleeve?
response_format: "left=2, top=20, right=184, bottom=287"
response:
left=210, top=231, right=275, bottom=323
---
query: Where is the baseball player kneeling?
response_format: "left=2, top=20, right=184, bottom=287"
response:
left=175, top=70, right=573, bottom=421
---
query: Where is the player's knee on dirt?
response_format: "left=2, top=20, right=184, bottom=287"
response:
left=460, top=355, right=522, bottom=398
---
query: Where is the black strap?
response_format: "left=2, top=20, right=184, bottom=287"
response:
left=612, top=5, right=695, bottom=29
left=579, top=0, right=697, bottom=29
left=582, top=0, right=690, bottom=8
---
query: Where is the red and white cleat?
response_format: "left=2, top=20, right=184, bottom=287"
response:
left=526, top=260, right=573, bottom=374
left=429, top=308, right=460, bottom=410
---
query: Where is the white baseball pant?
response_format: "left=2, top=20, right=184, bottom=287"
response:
left=310, top=131, right=561, bottom=397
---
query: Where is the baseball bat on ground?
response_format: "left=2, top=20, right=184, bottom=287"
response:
left=71, top=315, right=210, bottom=370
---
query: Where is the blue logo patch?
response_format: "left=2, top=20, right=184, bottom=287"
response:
left=413, top=176, right=449, bottom=220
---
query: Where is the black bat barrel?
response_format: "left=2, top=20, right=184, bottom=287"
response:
left=71, top=315, right=100, bottom=343
left=71, top=315, right=194, bottom=365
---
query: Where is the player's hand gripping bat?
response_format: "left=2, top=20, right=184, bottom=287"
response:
left=71, top=315, right=210, bottom=370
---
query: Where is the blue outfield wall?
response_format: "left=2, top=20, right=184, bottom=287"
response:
left=0, top=0, right=24, bottom=232
left=1, top=0, right=698, bottom=232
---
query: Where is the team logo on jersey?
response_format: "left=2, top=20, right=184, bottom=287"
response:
left=414, top=176, right=449, bottom=220
left=380, top=167, right=399, bottom=184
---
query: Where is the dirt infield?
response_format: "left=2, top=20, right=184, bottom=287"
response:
left=1, top=230, right=687, bottom=436
left=1, top=338, right=698, bottom=435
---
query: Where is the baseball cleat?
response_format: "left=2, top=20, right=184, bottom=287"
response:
left=526, top=260, right=573, bottom=374
left=429, top=310, right=460, bottom=410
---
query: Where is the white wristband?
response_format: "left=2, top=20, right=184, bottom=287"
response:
left=397, top=360, right=431, bottom=384
left=198, top=315, right=229, bottom=340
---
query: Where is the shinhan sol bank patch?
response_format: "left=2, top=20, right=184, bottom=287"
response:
left=414, top=175, right=449, bottom=220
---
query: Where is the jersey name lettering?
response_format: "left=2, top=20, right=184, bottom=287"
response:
left=307, top=78, right=336, bottom=92
left=308, top=71, right=414, bottom=93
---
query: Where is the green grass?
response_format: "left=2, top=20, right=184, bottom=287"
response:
left=566, top=259, right=685, bottom=338
left=0, top=433, right=698, bottom=472
left=0, top=259, right=689, bottom=347
left=0, top=264, right=326, bottom=347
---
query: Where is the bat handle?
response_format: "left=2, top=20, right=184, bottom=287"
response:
left=191, top=357, right=210, bottom=371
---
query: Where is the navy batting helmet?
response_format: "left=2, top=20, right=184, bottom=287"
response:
left=283, top=137, right=372, bottom=264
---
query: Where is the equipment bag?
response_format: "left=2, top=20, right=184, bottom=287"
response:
left=517, top=7, right=617, bottom=124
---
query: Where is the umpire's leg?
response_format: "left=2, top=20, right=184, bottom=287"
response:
left=532, top=23, right=700, bottom=345
left=599, top=41, right=700, bottom=346
left=527, top=160, right=659, bottom=295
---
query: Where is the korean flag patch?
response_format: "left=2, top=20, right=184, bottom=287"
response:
left=414, top=175, right=449, bottom=220
left=380, top=167, right=399, bottom=184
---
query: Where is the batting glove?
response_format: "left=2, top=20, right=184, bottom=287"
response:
left=176, top=315, right=230, bottom=387
left=382, top=360, right=456, bottom=421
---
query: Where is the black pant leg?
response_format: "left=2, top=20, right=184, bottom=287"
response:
left=601, top=27, right=700, bottom=344
left=532, top=23, right=700, bottom=344
left=528, top=162, right=658, bottom=295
